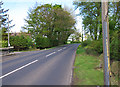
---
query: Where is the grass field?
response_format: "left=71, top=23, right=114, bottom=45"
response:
left=72, top=45, right=104, bottom=85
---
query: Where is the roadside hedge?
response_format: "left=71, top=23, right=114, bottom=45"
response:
left=35, top=36, right=51, bottom=49
left=110, top=30, right=119, bottom=60
left=10, top=35, right=33, bottom=51
left=81, top=31, right=119, bottom=61
left=84, top=39, right=103, bottom=56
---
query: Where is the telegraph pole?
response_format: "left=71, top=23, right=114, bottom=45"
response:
left=7, top=14, right=10, bottom=47
left=102, top=0, right=111, bottom=86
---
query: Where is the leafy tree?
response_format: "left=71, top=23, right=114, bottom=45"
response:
left=70, top=30, right=81, bottom=43
left=74, top=1, right=120, bottom=60
left=23, top=4, right=76, bottom=47
left=73, top=2, right=102, bottom=40
left=108, top=2, right=120, bottom=60
left=0, top=1, right=15, bottom=47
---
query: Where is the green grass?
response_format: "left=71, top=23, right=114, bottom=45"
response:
left=73, top=45, right=104, bottom=85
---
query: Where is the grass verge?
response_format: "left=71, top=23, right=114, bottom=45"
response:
left=72, top=45, right=104, bottom=85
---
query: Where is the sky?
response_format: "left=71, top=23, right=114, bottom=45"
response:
left=2, top=0, right=82, bottom=33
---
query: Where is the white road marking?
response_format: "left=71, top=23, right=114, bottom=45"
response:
left=0, top=60, right=38, bottom=79
left=63, top=47, right=66, bottom=49
left=46, top=52, right=56, bottom=57
left=58, top=49, right=62, bottom=52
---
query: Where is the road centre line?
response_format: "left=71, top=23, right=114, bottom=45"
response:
left=58, top=49, right=62, bottom=52
left=0, top=60, right=38, bottom=79
left=63, top=47, right=66, bottom=49
left=46, top=52, right=56, bottom=57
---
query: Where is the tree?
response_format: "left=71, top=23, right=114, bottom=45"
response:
left=23, top=4, right=76, bottom=47
left=70, top=31, right=81, bottom=42
left=109, top=2, right=120, bottom=60
left=73, top=1, right=120, bottom=60
left=73, top=2, right=102, bottom=40
left=0, top=1, right=15, bottom=47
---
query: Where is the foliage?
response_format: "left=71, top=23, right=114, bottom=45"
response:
left=109, top=2, right=120, bottom=61
left=23, top=4, right=76, bottom=47
left=1, top=40, right=8, bottom=47
left=10, top=35, right=33, bottom=51
left=73, top=2, right=102, bottom=40
left=73, top=1, right=120, bottom=60
left=81, top=39, right=91, bottom=47
left=71, top=41, right=81, bottom=43
left=85, top=39, right=103, bottom=55
left=70, top=30, right=81, bottom=42
left=0, top=1, right=15, bottom=47
left=35, top=35, right=50, bottom=49
left=110, top=30, right=119, bottom=61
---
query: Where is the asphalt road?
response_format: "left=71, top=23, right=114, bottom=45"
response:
left=1, top=44, right=79, bottom=85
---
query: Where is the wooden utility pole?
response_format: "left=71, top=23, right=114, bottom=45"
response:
left=7, top=14, right=10, bottom=47
left=102, top=0, right=111, bottom=86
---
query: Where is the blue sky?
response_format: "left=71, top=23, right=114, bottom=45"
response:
left=2, top=0, right=82, bottom=32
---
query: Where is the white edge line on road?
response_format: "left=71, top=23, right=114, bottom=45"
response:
left=69, top=70, right=73, bottom=85
left=0, top=60, right=38, bottom=79
left=46, top=52, right=56, bottom=57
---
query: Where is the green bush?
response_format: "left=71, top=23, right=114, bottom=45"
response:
left=35, top=36, right=50, bottom=49
left=85, top=48, right=99, bottom=56
left=85, top=39, right=103, bottom=55
left=2, top=40, right=8, bottom=47
left=50, top=39, right=59, bottom=47
left=110, top=30, right=119, bottom=61
left=81, top=39, right=91, bottom=47
left=91, top=39, right=103, bottom=54
left=71, top=41, right=81, bottom=43
left=26, top=36, right=33, bottom=48
left=10, top=35, right=33, bottom=51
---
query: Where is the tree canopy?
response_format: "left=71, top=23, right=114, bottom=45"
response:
left=23, top=4, right=76, bottom=48
left=73, top=1, right=120, bottom=60
left=73, top=2, right=102, bottom=40
left=0, top=1, right=15, bottom=47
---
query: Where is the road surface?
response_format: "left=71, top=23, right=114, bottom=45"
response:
left=1, top=44, right=79, bottom=85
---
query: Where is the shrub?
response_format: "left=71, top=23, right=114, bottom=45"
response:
left=85, top=47, right=99, bottom=56
left=81, top=39, right=91, bottom=47
left=71, top=41, right=81, bottom=43
left=2, top=40, right=8, bottom=47
left=50, top=39, right=59, bottom=47
left=35, top=36, right=50, bottom=49
left=85, top=39, right=103, bottom=55
left=110, top=30, right=119, bottom=61
left=26, top=36, right=33, bottom=48
left=10, top=35, right=33, bottom=51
